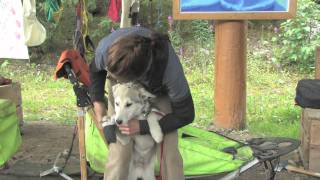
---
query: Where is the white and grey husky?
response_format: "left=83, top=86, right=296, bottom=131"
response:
left=112, top=82, right=164, bottom=180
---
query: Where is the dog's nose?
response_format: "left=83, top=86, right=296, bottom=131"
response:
left=116, top=119, right=123, bottom=125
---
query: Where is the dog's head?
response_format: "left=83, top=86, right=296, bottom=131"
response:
left=112, top=82, right=155, bottom=125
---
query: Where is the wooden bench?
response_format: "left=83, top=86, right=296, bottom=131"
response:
left=300, top=108, right=320, bottom=171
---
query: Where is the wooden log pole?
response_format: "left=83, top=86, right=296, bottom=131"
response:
left=77, top=107, right=88, bottom=180
left=214, top=20, right=247, bottom=129
left=315, top=47, right=320, bottom=79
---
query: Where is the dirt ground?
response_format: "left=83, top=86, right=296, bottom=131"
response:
left=0, top=121, right=318, bottom=180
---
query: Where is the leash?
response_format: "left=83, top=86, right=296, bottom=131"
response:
left=157, top=141, right=164, bottom=180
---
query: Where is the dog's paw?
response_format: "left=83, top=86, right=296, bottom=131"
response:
left=151, top=130, right=163, bottom=143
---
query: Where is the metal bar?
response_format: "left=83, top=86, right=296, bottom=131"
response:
left=220, top=158, right=260, bottom=180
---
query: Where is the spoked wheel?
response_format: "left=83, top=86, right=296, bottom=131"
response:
left=247, top=137, right=300, bottom=161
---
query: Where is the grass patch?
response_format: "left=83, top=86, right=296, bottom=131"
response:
left=246, top=58, right=303, bottom=138
left=182, top=49, right=309, bottom=138
left=0, top=61, right=76, bottom=124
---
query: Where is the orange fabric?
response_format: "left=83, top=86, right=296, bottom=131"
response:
left=54, top=49, right=91, bottom=87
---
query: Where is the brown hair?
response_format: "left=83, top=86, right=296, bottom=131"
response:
left=106, top=32, right=168, bottom=80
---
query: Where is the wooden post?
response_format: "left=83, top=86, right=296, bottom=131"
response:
left=315, top=47, right=320, bottom=79
left=77, top=107, right=88, bottom=180
left=214, top=21, right=247, bottom=129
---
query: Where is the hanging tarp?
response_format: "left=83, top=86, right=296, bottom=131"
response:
left=0, top=99, right=22, bottom=166
left=0, top=0, right=29, bottom=59
left=84, top=113, right=253, bottom=176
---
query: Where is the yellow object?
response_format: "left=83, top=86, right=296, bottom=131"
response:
left=53, top=6, right=63, bottom=23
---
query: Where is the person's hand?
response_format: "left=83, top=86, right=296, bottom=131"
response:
left=118, top=119, right=140, bottom=135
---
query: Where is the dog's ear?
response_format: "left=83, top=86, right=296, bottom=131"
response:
left=138, top=87, right=156, bottom=100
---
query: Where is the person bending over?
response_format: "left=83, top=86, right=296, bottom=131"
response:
left=89, top=26, right=195, bottom=180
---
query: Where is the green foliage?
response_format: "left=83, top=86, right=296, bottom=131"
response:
left=168, top=20, right=213, bottom=54
left=271, top=0, right=320, bottom=71
left=168, top=30, right=183, bottom=50
left=138, top=0, right=172, bottom=32
left=312, top=0, right=320, bottom=4
left=191, top=20, right=214, bottom=45
left=91, top=18, right=115, bottom=40
left=0, top=60, right=9, bottom=69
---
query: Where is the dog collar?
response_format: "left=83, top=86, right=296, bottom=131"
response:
left=142, top=109, right=151, bottom=118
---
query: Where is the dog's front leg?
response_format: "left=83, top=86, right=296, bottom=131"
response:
left=147, top=112, right=163, bottom=143
left=116, top=130, right=131, bottom=145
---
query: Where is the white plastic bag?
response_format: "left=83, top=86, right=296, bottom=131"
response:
left=23, top=0, right=46, bottom=47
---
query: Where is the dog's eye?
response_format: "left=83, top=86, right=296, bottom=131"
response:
left=115, top=102, right=119, bottom=106
left=126, top=103, right=132, bottom=107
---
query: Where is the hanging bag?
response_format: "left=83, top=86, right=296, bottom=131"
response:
left=295, top=79, right=320, bottom=108
left=23, top=0, right=46, bottom=46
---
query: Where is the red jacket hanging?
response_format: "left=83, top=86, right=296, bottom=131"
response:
left=54, top=49, right=91, bottom=87
left=107, top=0, right=121, bottom=22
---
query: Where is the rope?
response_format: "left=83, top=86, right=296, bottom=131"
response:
left=74, top=0, right=93, bottom=57
left=157, top=142, right=164, bottom=180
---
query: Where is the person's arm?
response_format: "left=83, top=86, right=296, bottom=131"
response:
left=89, top=60, right=118, bottom=144
left=140, top=94, right=195, bottom=134
left=93, top=102, right=107, bottom=122
left=89, top=61, right=108, bottom=122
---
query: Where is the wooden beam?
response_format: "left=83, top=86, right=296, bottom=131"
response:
left=315, top=47, right=320, bottom=79
left=173, top=0, right=297, bottom=20
left=77, top=107, right=88, bottom=180
left=214, top=21, right=247, bottom=129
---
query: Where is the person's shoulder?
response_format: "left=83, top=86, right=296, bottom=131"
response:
left=96, top=27, right=153, bottom=49
left=112, top=26, right=152, bottom=34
